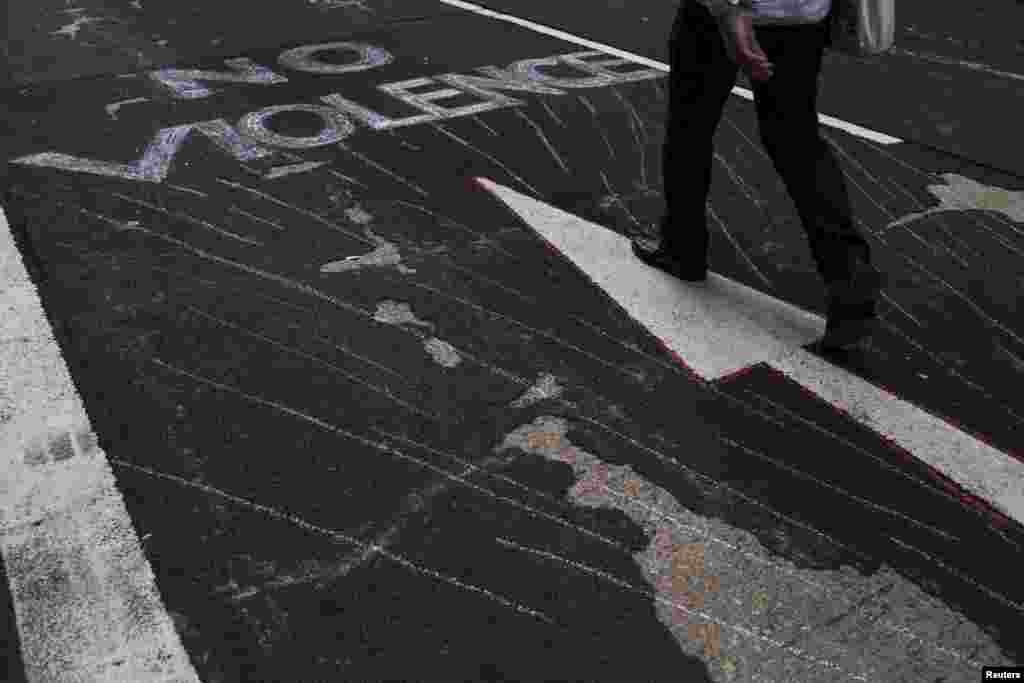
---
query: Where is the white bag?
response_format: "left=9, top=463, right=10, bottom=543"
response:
left=827, top=0, right=896, bottom=57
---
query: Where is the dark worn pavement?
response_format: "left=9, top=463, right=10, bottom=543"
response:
left=2, top=1, right=1023, bottom=681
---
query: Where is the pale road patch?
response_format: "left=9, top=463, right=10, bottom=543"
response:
left=883, top=173, right=1024, bottom=231
left=371, top=301, right=461, bottom=367
left=50, top=14, right=105, bottom=40
left=373, top=300, right=434, bottom=329
left=0, top=207, right=199, bottom=682
left=496, top=416, right=1013, bottom=681
left=437, top=0, right=903, bottom=146
left=510, top=373, right=563, bottom=408
left=320, top=224, right=417, bottom=274
left=423, top=337, right=462, bottom=367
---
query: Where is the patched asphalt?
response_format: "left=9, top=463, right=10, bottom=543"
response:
left=2, top=1, right=1024, bottom=681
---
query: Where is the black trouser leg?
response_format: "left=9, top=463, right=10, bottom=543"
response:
left=661, top=0, right=739, bottom=258
left=749, top=13, right=872, bottom=283
left=661, top=1, right=873, bottom=283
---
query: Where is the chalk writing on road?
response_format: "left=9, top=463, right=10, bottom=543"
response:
left=10, top=43, right=663, bottom=184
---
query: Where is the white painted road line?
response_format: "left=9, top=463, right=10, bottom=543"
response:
left=0, top=206, right=199, bottom=683
left=477, top=176, right=1024, bottom=527
left=439, top=0, right=905, bottom=146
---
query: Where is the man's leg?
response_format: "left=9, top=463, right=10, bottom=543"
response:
left=749, top=17, right=882, bottom=347
left=654, top=0, right=740, bottom=263
left=748, top=17, right=874, bottom=284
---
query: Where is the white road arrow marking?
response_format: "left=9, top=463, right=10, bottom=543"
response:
left=476, top=176, right=1024, bottom=527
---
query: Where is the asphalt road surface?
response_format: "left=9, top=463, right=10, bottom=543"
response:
left=2, top=1, right=1023, bottom=681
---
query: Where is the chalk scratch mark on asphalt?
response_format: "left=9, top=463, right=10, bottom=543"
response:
left=105, top=96, right=149, bottom=120
left=713, top=152, right=767, bottom=215
left=994, top=342, right=1024, bottom=374
left=576, top=94, right=616, bottom=160
left=367, top=427, right=632, bottom=549
left=426, top=122, right=541, bottom=197
left=111, top=192, right=264, bottom=246
left=622, top=103, right=649, bottom=191
left=145, top=356, right=625, bottom=558
left=888, top=47, right=1024, bottom=83
left=823, top=147, right=904, bottom=231
left=540, top=98, right=565, bottom=127
left=611, top=86, right=648, bottom=145
left=166, top=183, right=208, bottom=198
left=469, top=114, right=500, bottom=137
left=109, top=455, right=554, bottom=624
left=512, top=108, right=570, bottom=175
left=126, top=255, right=412, bottom=383
left=227, top=205, right=286, bottom=232
left=215, top=178, right=371, bottom=246
left=599, top=170, right=646, bottom=231
left=721, top=115, right=772, bottom=166
left=337, top=143, right=429, bottom=197
left=880, top=320, right=1024, bottom=430
left=375, top=268, right=644, bottom=381
left=387, top=129, right=422, bottom=152
left=182, top=304, right=442, bottom=420
left=820, top=132, right=901, bottom=204
left=73, top=205, right=378, bottom=325
left=706, top=202, right=773, bottom=289
left=888, top=535, right=1024, bottom=614
left=410, top=249, right=692, bottom=379
left=720, top=386, right=1017, bottom=547
left=325, top=168, right=369, bottom=189
left=898, top=251, right=1024, bottom=349
left=853, top=215, right=888, bottom=248
left=877, top=291, right=923, bottom=327
left=305, top=330, right=409, bottom=381
left=391, top=199, right=521, bottom=261
left=722, top=436, right=958, bottom=541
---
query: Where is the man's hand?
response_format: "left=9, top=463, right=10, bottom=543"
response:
left=719, top=11, right=775, bottom=82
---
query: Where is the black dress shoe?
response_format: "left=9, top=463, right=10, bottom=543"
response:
left=818, top=299, right=878, bottom=350
left=816, top=258, right=885, bottom=350
left=631, top=239, right=708, bottom=282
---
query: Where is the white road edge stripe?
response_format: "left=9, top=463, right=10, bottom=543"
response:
left=0, top=206, right=199, bottom=682
left=438, top=0, right=905, bottom=146
left=477, top=176, right=1024, bottom=527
